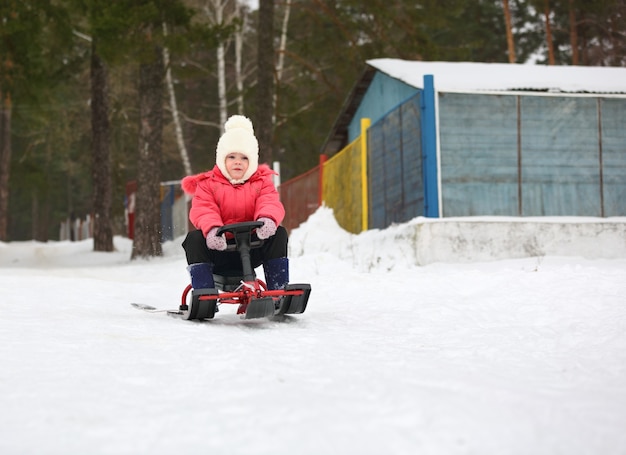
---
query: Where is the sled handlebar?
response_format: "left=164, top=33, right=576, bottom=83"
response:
left=217, top=221, right=265, bottom=252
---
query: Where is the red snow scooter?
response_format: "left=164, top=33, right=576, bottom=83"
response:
left=177, top=221, right=311, bottom=321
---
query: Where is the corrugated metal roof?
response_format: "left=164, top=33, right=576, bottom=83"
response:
left=367, top=59, right=626, bottom=94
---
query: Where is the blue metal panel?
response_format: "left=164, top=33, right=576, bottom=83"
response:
left=439, top=93, right=518, bottom=216
left=348, top=71, right=418, bottom=142
left=368, top=122, right=387, bottom=229
left=160, top=185, right=175, bottom=242
left=601, top=98, right=626, bottom=216
left=400, top=97, right=423, bottom=221
left=520, top=96, right=600, bottom=216
left=438, top=93, right=519, bottom=216
left=367, top=94, right=424, bottom=229
left=421, top=75, right=439, bottom=217
left=383, top=110, right=404, bottom=221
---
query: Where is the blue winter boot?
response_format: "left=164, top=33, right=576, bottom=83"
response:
left=187, top=262, right=215, bottom=289
left=264, top=257, right=289, bottom=290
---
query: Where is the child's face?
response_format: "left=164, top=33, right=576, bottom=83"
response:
left=225, top=152, right=249, bottom=181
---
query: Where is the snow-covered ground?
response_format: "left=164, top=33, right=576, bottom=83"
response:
left=1, top=207, right=625, bottom=455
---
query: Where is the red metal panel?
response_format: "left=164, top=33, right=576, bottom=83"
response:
left=280, top=165, right=321, bottom=233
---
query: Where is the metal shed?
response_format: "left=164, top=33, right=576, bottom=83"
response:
left=323, top=60, right=626, bottom=226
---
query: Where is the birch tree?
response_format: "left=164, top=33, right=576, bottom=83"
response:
left=204, top=0, right=229, bottom=131
left=256, top=0, right=274, bottom=163
left=163, top=23, right=193, bottom=175
left=234, top=0, right=246, bottom=114
left=273, top=0, right=291, bottom=123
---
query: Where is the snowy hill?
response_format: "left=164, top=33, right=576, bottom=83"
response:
left=1, top=208, right=625, bottom=455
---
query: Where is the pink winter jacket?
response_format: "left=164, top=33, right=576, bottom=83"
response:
left=181, top=164, right=285, bottom=237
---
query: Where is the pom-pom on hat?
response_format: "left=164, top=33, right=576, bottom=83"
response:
left=215, top=115, right=259, bottom=184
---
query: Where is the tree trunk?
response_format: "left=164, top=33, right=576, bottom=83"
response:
left=91, top=41, right=114, bottom=252
left=502, top=0, right=516, bottom=63
left=0, top=90, right=11, bottom=241
left=256, top=0, right=275, bottom=163
left=544, top=0, right=555, bottom=65
left=31, top=181, right=50, bottom=242
left=131, top=46, right=164, bottom=260
left=568, top=0, right=579, bottom=65
left=31, top=189, right=39, bottom=241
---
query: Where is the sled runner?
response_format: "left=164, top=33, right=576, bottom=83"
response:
left=177, top=221, right=311, bottom=321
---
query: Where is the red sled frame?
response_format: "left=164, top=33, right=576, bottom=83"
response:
left=178, top=221, right=311, bottom=321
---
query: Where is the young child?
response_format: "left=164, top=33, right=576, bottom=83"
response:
left=181, top=115, right=289, bottom=291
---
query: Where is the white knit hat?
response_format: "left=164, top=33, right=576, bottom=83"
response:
left=215, top=115, right=259, bottom=184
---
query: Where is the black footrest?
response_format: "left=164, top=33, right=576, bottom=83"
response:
left=245, top=297, right=275, bottom=319
left=277, top=284, right=311, bottom=315
left=183, top=288, right=219, bottom=320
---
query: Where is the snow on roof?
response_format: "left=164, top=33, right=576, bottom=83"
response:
left=367, top=59, right=626, bottom=94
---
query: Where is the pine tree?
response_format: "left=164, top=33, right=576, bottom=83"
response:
left=0, top=1, right=74, bottom=241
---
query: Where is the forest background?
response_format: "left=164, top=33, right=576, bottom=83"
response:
left=0, top=0, right=624, bottom=258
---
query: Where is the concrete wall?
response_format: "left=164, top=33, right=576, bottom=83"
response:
left=411, top=218, right=626, bottom=265
left=289, top=207, right=626, bottom=269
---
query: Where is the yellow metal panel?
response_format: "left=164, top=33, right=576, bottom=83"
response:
left=322, top=119, right=370, bottom=234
